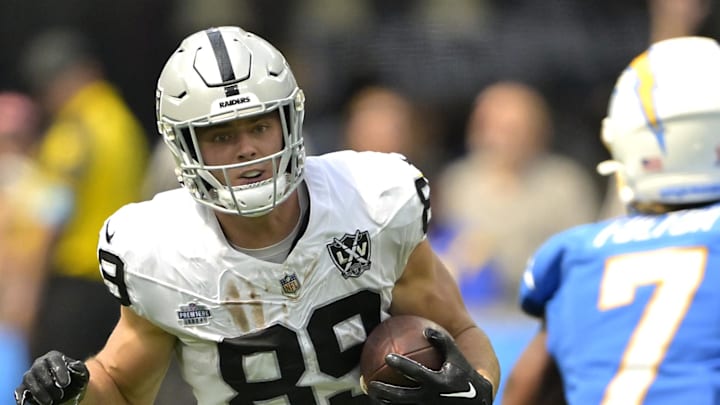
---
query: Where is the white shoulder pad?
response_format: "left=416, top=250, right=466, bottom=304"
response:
left=307, top=151, right=431, bottom=234
left=96, top=189, right=217, bottom=311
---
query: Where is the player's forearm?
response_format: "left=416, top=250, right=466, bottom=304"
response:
left=455, top=325, right=501, bottom=396
left=502, top=329, right=566, bottom=405
left=79, top=358, right=133, bottom=405
left=502, top=367, right=542, bottom=405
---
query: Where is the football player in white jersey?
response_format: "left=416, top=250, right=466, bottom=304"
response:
left=15, top=26, right=499, bottom=405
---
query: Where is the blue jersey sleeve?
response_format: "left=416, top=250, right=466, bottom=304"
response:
left=519, top=231, right=570, bottom=317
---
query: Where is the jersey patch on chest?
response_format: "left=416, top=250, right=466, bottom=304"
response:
left=280, top=272, right=302, bottom=297
left=326, top=230, right=372, bottom=278
left=177, top=302, right=213, bottom=326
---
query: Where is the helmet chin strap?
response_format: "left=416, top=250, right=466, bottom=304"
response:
left=217, top=174, right=289, bottom=217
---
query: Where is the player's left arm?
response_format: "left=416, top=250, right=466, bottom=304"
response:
left=393, top=240, right=500, bottom=388
left=502, top=321, right=566, bottom=405
left=365, top=155, right=498, bottom=403
left=375, top=239, right=500, bottom=404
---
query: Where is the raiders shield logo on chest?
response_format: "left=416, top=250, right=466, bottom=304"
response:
left=326, top=229, right=372, bottom=278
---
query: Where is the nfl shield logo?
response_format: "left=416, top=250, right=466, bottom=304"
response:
left=326, top=229, right=372, bottom=278
left=280, top=273, right=301, bottom=297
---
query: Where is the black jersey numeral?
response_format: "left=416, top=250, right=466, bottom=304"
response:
left=401, top=156, right=432, bottom=235
left=414, top=176, right=431, bottom=235
left=98, top=248, right=131, bottom=306
left=218, top=290, right=381, bottom=404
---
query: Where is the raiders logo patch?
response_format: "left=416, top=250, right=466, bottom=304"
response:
left=177, top=302, right=212, bottom=326
left=327, top=230, right=372, bottom=278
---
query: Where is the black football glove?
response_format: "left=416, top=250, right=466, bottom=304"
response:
left=367, top=328, right=494, bottom=405
left=14, top=351, right=89, bottom=405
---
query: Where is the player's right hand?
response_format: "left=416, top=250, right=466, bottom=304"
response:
left=367, top=328, right=494, bottom=405
left=14, top=350, right=89, bottom=405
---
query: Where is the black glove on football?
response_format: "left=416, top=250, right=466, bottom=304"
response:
left=14, top=350, right=89, bottom=405
left=367, top=328, right=494, bottom=405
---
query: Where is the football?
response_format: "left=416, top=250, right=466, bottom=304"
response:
left=360, top=315, right=447, bottom=389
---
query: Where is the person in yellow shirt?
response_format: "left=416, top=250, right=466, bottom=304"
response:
left=0, top=91, right=72, bottom=398
left=20, top=28, right=149, bottom=361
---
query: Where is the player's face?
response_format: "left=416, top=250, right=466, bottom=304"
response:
left=196, top=112, right=284, bottom=187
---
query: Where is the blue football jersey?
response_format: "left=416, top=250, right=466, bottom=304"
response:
left=520, top=202, right=720, bottom=404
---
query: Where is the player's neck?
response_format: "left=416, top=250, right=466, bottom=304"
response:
left=215, top=189, right=301, bottom=249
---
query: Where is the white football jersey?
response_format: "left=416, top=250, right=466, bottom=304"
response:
left=97, top=151, right=431, bottom=405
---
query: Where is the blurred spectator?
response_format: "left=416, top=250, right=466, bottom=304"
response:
left=141, top=143, right=180, bottom=200
left=341, top=84, right=440, bottom=174
left=0, top=92, right=71, bottom=403
left=435, top=81, right=600, bottom=309
left=19, top=28, right=149, bottom=362
left=343, top=86, right=415, bottom=154
left=649, top=0, right=711, bottom=43
left=598, top=176, right=626, bottom=220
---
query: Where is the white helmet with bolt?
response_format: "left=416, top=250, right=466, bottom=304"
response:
left=598, top=36, right=720, bottom=206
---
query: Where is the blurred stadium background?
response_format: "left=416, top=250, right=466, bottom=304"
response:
left=1, top=0, right=719, bottom=403
left=4, top=0, right=703, bottom=178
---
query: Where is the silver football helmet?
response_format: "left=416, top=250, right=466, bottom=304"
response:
left=156, top=26, right=305, bottom=216
left=598, top=36, right=720, bottom=206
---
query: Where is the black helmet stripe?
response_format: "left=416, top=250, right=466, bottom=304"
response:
left=206, top=28, right=236, bottom=83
